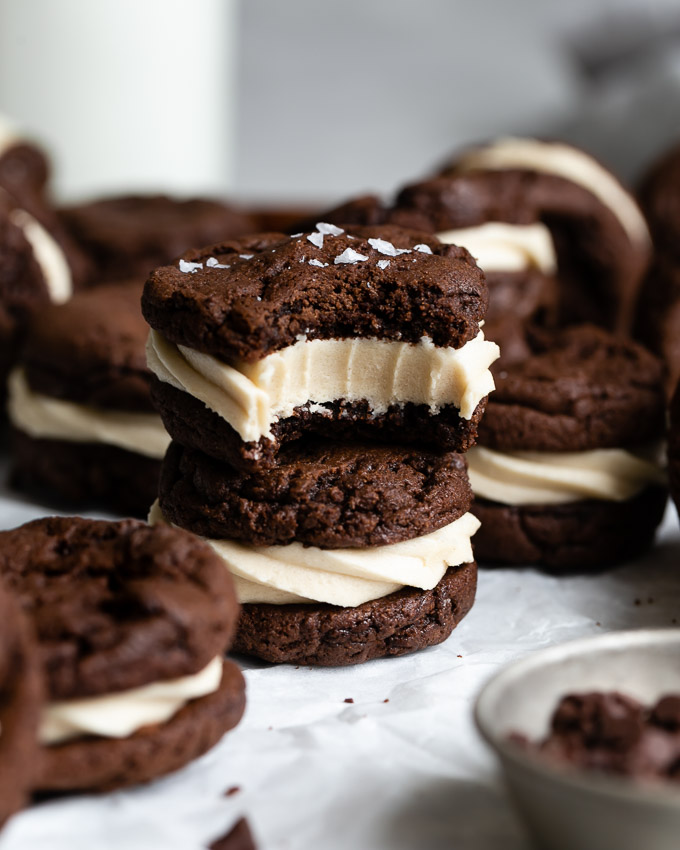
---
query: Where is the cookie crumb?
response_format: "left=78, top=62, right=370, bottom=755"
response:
left=344, top=698, right=354, bottom=704
left=383, top=699, right=389, bottom=703
left=224, top=786, right=241, bottom=797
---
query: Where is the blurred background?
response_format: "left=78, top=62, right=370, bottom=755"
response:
left=1, top=0, right=680, bottom=203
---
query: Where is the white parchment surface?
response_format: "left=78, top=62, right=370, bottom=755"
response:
left=1, top=471, right=678, bottom=850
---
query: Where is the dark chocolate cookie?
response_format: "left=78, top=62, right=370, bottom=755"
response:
left=439, top=142, right=650, bottom=333
left=60, top=194, right=257, bottom=282
left=233, top=561, right=477, bottom=666
left=0, top=517, right=239, bottom=700
left=291, top=194, right=388, bottom=231
left=151, top=378, right=487, bottom=472
left=0, top=140, right=49, bottom=205
left=210, top=818, right=257, bottom=850
left=10, top=430, right=162, bottom=518
left=472, top=485, right=668, bottom=572
left=159, top=440, right=472, bottom=548
left=0, top=577, right=42, bottom=827
left=21, top=280, right=153, bottom=411
left=638, top=140, right=680, bottom=260
left=668, top=380, right=680, bottom=521
left=479, top=325, right=665, bottom=453
left=141, top=225, right=487, bottom=361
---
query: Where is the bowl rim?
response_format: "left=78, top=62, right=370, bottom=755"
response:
left=474, top=627, right=680, bottom=810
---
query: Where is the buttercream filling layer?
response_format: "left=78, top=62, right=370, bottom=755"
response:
left=9, top=207, right=72, bottom=304
left=40, top=656, right=224, bottom=745
left=455, top=137, right=650, bottom=248
left=467, top=445, right=666, bottom=506
left=8, top=368, right=170, bottom=459
left=437, top=222, right=557, bottom=274
left=146, top=329, right=499, bottom=443
left=149, top=501, right=480, bottom=607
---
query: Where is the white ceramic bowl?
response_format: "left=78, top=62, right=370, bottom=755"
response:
left=475, top=629, right=680, bottom=850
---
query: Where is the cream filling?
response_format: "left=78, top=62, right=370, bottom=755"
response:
left=40, top=656, right=223, bottom=745
left=146, top=329, right=500, bottom=443
left=455, top=137, right=650, bottom=248
left=9, top=208, right=72, bottom=304
left=467, top=445, right=666, bottom=506
left=7, top=368, right=170, bottom=459
left=0, top=114, right=18, bottom=157
left=149, top=501, right=480, bottom=607
left=436, top=222, right=557, bottom=275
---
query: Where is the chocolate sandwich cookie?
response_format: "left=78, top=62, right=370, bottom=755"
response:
left=60, top=194, right=257, bottom=282
left=439, top=137, right=651, bottom=333
left=151, top=439, right=480, bottom=666
left=0, top=517, right=245, bottom=793
left=668, top=380, right=680, bottom=522
left=8, top=281, right=171, bottom=516
left=636, top=142, right=680, bottom=397
left=0, top=577, right=41, bottom=827
left=467, top=325, right=667, bottom=571
left=0, top=113, right=49, bottom=204
left=143, top=225, right=499, bottom=471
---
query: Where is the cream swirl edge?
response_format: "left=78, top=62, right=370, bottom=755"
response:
left=437, top=222, right=557, bottom=275
left=455, top=137, right=650, bottom=248
left=149, top=501, right=480, bottom=607
left=40, top=656, right=223, bottom=745
left=9, top=208, right=72, bottom=304
left=8, top=368, right=170, bottom=459
left=467, top=445, right=666, bottom=506
left=146, top=329, right=500, bottom=443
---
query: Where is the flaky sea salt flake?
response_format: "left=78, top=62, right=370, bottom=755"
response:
left=206, top=257, right=231, bottom=269
left=377, top=259, right=390, bottom=270
left=334, top=248, right=369, bottom=265
left=307, top=232, right=324, bottom=249
left=290, top=232, right=303, bottom=238
left=414, top=243, right=433, bottom=254
left=316, top=222, right=344, bottom=236
left=309, top=258, right=328, bottom=268
left=179, top=259, right=203, bottom=274
left=368, top=238, right=411, bottom=257
left=239, top=254, right=254, bottom=260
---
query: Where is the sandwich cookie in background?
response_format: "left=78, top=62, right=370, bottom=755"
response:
left=439, top=137, right=651, bottom=335
left=152, top=441, right=479, bottom=666
left=387, top=174, right=560, bottom=365
left=467, top=325, right=667, bottom=571
left=0, top=517, right=245, bottom=794
left=8, top=281, right=170, bottom=517
left=59, top=194, right=257, bottom=283
left=143, top=224, right=500, bottom=471
left=0, top=112, right=50, bottom=206
left=668, top=379, right=680, bottom=523
left=636, top=140, right=680, bottom=398
left=0, top=576, right=41, bottom=829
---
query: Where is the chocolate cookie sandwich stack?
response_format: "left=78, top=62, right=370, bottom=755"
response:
left=466, top=325, right=667, bottom=571
left=8, top=281, right=170, bottom=516
left=144, top=224, right=499, bottom=665
left=440, top=137, right=651, bottom=334
left=0, top=516, right=246, bottom=794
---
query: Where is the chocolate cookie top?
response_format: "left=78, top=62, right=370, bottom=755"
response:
left=0, top=577, right=41, bottom=828
left=21, top=280, right=154, bottom=411
left=0, top=517, right=239, bottom=701
left=479, top=325, right=665, bottom=452
left=142, top=224, right=487, bottom=362
left=60, top=194, right=257, bottom=282
left=159, top=439, right=472, bottom=548
left=293, top=194, right=388, bottom=231
left=638, top=141, right=680, bottom=260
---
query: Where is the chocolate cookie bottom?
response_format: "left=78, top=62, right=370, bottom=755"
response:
left=37, top=661, right=246, bottom=794
left=472, top=485, right=668, bottom=572
left=10, top=429, right=162, bottom=518
left=233, top=562, right=477, bottom=666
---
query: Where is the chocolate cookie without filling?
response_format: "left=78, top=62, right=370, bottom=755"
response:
left=159, top=440, right=472, bottom=548
left=0, top=517, right=245, bottom=792
left=233, top=561, right=477, bottom=666
left=0, top=578, right=42, bottom=826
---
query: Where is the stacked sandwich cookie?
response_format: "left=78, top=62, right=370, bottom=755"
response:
left=0, top=517, right=245, bottom=794
left=466, top=325, right=667, bottom=571
left=8, top=281, right=170, bottom=516
left=144, top=224, right=499, bottom=665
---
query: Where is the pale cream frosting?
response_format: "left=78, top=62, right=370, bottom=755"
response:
left=149, top=501, right=480, bottom=607
left=7, top=368, right=170, bottom=459
left=146, top=329, right=500, bottom=443
left=436, top=222, right=557, bottom=274
left=40, top=656, right=223, bottom=745
left=9, top=208, right=72, bottom=304
left=455, top=137, right=650, bottom=248
left=0, top=114, right=18, bottom=157
left=467, top=445, right=666, bottom=506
